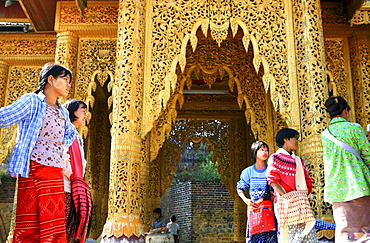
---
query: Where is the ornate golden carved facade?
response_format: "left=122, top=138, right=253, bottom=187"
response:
left=1, top=0, right=370, bottom=242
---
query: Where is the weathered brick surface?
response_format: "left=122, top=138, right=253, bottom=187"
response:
left=0, top=203, right=13, bottom=238
left=0, top=181, right=16, bottom=203
left=0, top=180, right=16, bottom=240
left=161, top=181, right=234, bottom=243
left=161, top=182, right=193, bottom=242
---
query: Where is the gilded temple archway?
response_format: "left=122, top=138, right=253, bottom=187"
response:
left=146, top=24, right=290, bottom=240
left=142, top=0, right=302, bottom=140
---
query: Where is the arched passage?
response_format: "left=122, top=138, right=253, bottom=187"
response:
left=84, top=75, right=113, bottom=238
left=147, top=26, right=285, bottom=241
left=149, top=27, right=286, bottom=165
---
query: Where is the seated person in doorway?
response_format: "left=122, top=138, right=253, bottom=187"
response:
left=149, top=208, right=166, bottom=234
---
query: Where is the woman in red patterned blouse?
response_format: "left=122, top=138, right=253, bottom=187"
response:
left=266, top=128, right=317, bottom=243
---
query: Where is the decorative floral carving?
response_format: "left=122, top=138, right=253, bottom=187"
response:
left=142, top=0, right=293, bottom=139
left=324, top=39, right=350, bottom=100
left=0, top=66, right=40, bottom=166
left=75, top=39, right=116, bottom=103
left=350, top=38, right=370, bottom=127
left=292, top=0, right=331, bottom=219
left=58, top=3, right=118, bottom=25
left=0, top=62, right=9, bottom=107
left=102, top=0, right=147, bottom=239
left=350, top=10, right=370, bottom=26
left=0, top=39, right=56, bottom=56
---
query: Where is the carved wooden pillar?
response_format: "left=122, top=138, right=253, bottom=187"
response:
left=0, top=61, right=12, bottom=242
left=289, top=0, right=331, bottom=219
left=101, top=0, right=147, bottom=241
left=231, top=117, right=248, bottom=241
left=349, top=32, right=370, bottom=127
left=0, top=61, right=10, bottom=163
left=234, top=197, right=247, bottom=242
left=0, top=61, right=9, bottom=107
left=55, top=31, right=79, bottom=99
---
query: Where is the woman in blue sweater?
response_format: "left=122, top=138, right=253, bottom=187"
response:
left=237, top=141, right=277, bottom=243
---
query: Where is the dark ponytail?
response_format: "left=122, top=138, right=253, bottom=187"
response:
left=324, top=96, right=350, bottom=118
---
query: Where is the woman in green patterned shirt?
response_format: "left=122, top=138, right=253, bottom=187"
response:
left=322, top=96, right=370, bottom=242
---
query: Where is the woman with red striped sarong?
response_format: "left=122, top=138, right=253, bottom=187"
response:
left=63, top=99, right=92, bottom=243
left=0, top=63, right=78, bottom=243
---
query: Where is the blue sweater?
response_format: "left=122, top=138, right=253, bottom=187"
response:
left=237, top=164, right=268, bottom=202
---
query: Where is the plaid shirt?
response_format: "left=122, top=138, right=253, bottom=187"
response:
left=0, top=92, right=77, bottom=178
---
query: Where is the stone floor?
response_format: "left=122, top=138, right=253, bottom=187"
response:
left=85, top=238, right=334, bottom=243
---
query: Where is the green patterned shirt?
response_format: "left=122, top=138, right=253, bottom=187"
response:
left=321, top=117, right=370, bottom=203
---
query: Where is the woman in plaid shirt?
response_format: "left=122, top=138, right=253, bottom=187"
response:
left=0, top=63, right=78, bottom=243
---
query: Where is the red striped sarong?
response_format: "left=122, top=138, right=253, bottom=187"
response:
left=13, top=161, right=67, bottom=243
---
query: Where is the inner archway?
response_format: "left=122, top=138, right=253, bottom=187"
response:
left=158, top=117, right=251, bottom=243
left=85, top=78, right=112, bottom=238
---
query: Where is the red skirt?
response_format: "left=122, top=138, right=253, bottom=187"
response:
left=13, top=161, right=67, bottom=243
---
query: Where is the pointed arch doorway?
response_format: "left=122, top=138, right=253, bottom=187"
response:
left=148, top=26, right=285, bottom=242
left=84, top=78, right=112, bottom=238
left=158, top=116, right=251, bottom=243
left=148, top=22, right=286, bottom=242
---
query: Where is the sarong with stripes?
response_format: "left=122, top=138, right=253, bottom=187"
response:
left=13, top=161, right=66, bottom=243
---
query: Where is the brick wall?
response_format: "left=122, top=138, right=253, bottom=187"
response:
left=191, top=181, right=234, bottom=243
left=161, top=181, right=235, bottom=243
left=0, top=180, right=16, bottom=203
left=0, top=179, right=16, bottom=241
left=161, top=182, right=193, bottom=242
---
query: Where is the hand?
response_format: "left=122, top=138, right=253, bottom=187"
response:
left=244, top=198, right=260, bottom=210
left=149, top=228, right=161, bottom=234
left=297, top=222, right=306, bottom=229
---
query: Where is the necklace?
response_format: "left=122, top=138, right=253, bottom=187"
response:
left=46, top=101, right=59, bottom=108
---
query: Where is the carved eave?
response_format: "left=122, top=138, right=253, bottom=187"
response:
left=321, top=1, right=370, bottom=37
left=324, top=24, right=370, bottom=37
left=349, top=0, right=370, bottom=26
left=0, top=34, right=56, bottom=66
left=54, top=1, right=119, bottom=37
left=18, top=0, right=56, bottom=32
left=346, top=0, right=367, bottom=20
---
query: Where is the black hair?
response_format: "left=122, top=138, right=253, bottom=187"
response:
left=276, top=128, right=299, bottom=148
left=324, top=96, right=351, bottom=118
left=153, top=208, right=162, bottom=215
left=35, top=63, right=72, bottom=94
left=250, top=141, right=269, bottom=163
left=63, top=99, right=87, bottom=122
left=170, top=215, right=176, bottom=222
